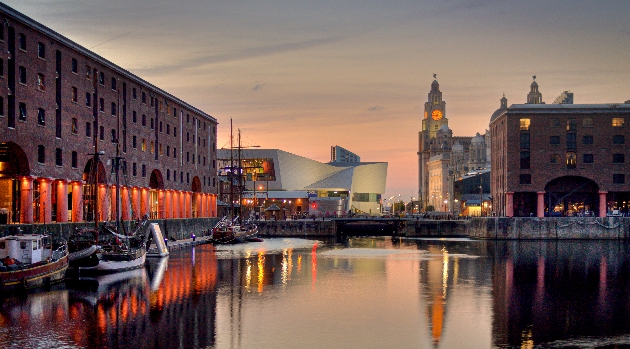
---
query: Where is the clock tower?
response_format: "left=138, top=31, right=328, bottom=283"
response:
left=418, top=75, right=449, bottom=211
left=422, top=76, right=447, bottom=139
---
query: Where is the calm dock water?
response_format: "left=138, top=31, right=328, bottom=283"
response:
left=1, top=237, right=630, bottom=348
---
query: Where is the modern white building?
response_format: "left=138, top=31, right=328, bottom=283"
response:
left=217, top=149, right=387, bottom=216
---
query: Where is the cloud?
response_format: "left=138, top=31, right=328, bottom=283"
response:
left=367, top=105, right=384, bottom=112
left=252, top=83, right=266, bottom=91
left=135, top=36, right=345, bottom=75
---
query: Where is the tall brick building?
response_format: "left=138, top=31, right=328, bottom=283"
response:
left=490, top=78, right=630, bottom=217
left=0, top=4, right=218, bottom=224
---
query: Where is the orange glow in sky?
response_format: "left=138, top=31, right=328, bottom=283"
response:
left=7, top=0, right=630, bottom=199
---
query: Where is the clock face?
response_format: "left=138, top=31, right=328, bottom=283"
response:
left=431, top=110, right=443, bottom=120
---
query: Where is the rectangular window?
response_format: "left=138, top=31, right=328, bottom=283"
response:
left=99, top=98, right=104, bottom=112
left=37, top=145, right=45, bottom=164
left=55, top=148, right=62, bottom=166
left=18, top=33, right=26, bottom=50
left=142, top=165, right=146, bottom=178
left=167, top=146, right=170, bottom=156
left=85, top=122, right=91, bottom=137
left=37, top=73, right=45, bottom=91
left=111, top=102, right=116, bottom=116
left=71, top=151, right=78, bottom=168
left=550, top=136, right=560, bottom=145
left=132, top=88, right=137, bottom=99
left=0, top=96, right=4, bottom=116
left=99, top=126, right=104, bottom=141
left=520, top=151, right=530, bottom=169
left=142, top=114, right=146, bottom=126
left=111, top=77, right=116, bottom=91
left=583, top=154, right=594, bottom=163
left=167, top=124, right=170, bottom=135
left=19, top=103, right=27, bottom=121
left=86, top=92, right=91, bottom=107
left=174, top=148, right=177, bottom=158
left=19, top=66, right=26, bottom=84
left=71, top=58, right=78, bottom=73
left=86, top=65, right=91, bottom=79
left=132, top=111, right=137, bottom=123
left=132, top=135, right=137, bottom=149
left=71, top=118, right=77, bottom=134
left=566, top=133, right=576, bottom=149
left=37, top=108, right=45, bottom=126
left=0, top=59, right=3, bottom=77
left=132, top=163, right=137, bottom=177
left=613, top=174, right=625, bottom=184
left=613, top=153, right=625, bottom=163
left=99, top=72, right=104, bottom=85
left=613, top=118, right=625, bottom=127
left=142, top=92, right=146, bottom=104
left=519, top=118, right=530, bottom=131
left=550, top=154, right=560, bottom=163
left=142, top=139, right=146, bottom=151
left=613, top=135, right=625, bottom=145
left=566, top=118, right=577, bottom=131
left=519, top=174, right=531, bottom=185
left=583, top=118, right=593, bottom=127
left=37, top=42, right=45, bottom=58
left=566, top=152, right=577, bottom=169
left=71, top=87, right=78, bottom=102
left=582, top=135, right=593, bottom=145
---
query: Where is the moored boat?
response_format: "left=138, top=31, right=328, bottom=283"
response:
left=0, top=234, right=68, bottom=292
left=212, top=216, right=259, bottom=244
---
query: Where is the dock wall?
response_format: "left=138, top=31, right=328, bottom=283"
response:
left=3, top=217, right=630, bottom=241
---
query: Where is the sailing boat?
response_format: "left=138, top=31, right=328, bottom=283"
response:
left=68, top=142, right=150, bottom=274
left=212, top=120, right=259, bottom=244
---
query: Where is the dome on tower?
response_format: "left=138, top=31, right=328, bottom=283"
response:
left=437, top=124, right=450, bottom=134
left=452, top=142, right=464, bottom=152
left=471, top=132, right=484, bottom=144
left=490, top=94, right=508, bottom=124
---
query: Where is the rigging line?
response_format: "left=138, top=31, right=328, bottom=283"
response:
left=89, top=30, right=134, bottom=50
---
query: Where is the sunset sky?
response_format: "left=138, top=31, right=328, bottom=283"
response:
left=7, top=0, right=630, bottom=202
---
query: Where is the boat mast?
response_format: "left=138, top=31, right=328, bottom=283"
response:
left=238, top=128, right=243, bottom=223
left=93, top=143, right=100, bottom=229
left=229, top=119, right=234, bottom=220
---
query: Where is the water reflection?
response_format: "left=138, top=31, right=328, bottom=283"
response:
left=2, top=238, right=630, bottom=348
left=489, top=240, right=630, bottom=348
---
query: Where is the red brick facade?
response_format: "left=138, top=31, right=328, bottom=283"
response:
left=0, top=4, right=218, bottom=224
left=491, top=102, right=630, bottom=217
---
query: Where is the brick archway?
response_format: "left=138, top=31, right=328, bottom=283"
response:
left=544, top=176, right=599, bottom=216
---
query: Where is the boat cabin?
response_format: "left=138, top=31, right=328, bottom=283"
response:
left=0, top=234, right=51, bottom=264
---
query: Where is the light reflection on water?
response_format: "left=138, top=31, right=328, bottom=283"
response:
left=1, top=238, right=630, bottom=348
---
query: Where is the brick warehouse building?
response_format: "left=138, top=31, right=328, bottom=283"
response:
left=0, top=4, right=218, bottom=224
left=490, top=79, right=630, bottom=217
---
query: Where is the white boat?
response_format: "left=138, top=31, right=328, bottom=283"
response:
left=0, top=234, right=68, bottom=291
